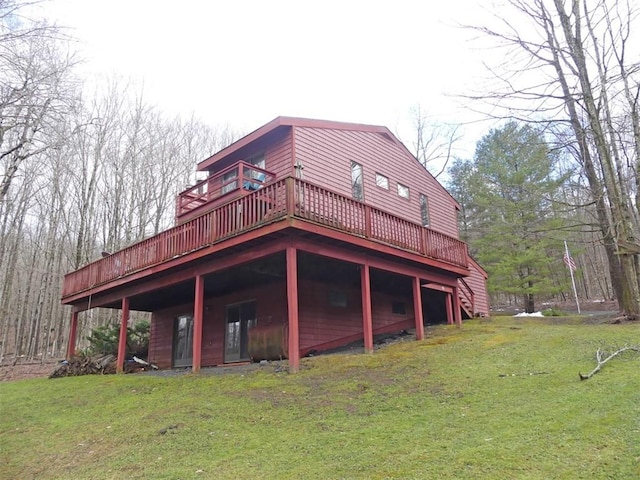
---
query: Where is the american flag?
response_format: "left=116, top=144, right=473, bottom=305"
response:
left=563, top=252, right=577, bottom=271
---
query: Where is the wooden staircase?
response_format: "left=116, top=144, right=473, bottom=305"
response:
left=458, top=278, right=475, bottom=319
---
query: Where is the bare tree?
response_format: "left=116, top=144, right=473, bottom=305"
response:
left=0, top=1, right=77, bottom=207
left=465, top=0, right=640, bottom=317
left=0, top=4, right=244, bottom=363
left=408, top=104, right=462, bottom=179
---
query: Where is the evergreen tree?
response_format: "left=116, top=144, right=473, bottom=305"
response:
left=447, top=158, right=477, bottom=247
left=464, top=122, right=567, bottom=312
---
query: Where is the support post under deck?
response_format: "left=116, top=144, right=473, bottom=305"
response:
left=286, top=247, right=300, bottom=373
left=66, top=311, right=78, bottom=360
left=361, top=263, right=373, bottom=353
left=413, top=277, right=424, bottom=341
left=117, top=297, right=129, bottom=373
left=446, top=292, right=454, bottom=326
left=453, top=285, right=462, bottom=327
left=192, top=274, right=204, bottom=373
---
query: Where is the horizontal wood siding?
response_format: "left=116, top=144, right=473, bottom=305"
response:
left=371, top=289, right=415, bottom=334
left=149, top=311, right=173, bottom=369
left=298, top=278, right=414, bottom=352
left=295, top=127, right=459, bottom=237
left=264, top=129, right=293, bottom=181
left=298, top=278, right=363, bottom=351
left=150, top=278, right=416, bottom=367
left=466, top=262, right=490, bottom=316
left=211, top=128, right=292, bottom=181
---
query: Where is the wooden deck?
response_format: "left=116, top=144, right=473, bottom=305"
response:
left=62, top=177, right=469, bottom=299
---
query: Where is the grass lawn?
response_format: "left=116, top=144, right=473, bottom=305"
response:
left=1, top=316, right=639, bottom=479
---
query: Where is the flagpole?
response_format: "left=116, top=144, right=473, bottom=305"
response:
left=564, top=240, right=581, bottom=314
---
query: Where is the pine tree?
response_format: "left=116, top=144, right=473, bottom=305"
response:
left=466, top=122, right=567, bottom=312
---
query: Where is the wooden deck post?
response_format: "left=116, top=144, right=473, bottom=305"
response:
left=66, top=311, right=79, bottom=360
left=286, top=177, right=295, bottom=216
left=192, top=274, right=204, bottom=373
left=116, top=297, right=129, bottom=373
left=453, top=285, right=462, bottom=327
left=413, top=277, right=424, bottom=341
left=364, top=205, right=372, bottom=239
left=286, top=246, right=300, bottom=373
left=445, top=292, right=454, bottom=325
left=361, top=263, right=373, bottom=353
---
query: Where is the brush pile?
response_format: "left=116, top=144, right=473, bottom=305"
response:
left=49, top=354, right=117, bottom=378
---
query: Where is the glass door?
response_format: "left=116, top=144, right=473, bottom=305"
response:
left=173, top=315, right=194, bottom=367
left=224, top=301, right=256, bottom=362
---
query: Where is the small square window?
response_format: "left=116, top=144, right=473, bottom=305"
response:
left=392, top=301, right=407, bottom=315
left=375, top=173, right=389, bottom=189
left=329, top=290, right=348, bottom=307
left=397, top=183, right=409, bottom=199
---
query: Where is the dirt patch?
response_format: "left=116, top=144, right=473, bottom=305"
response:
left=0, top=361, right=59, bottom=382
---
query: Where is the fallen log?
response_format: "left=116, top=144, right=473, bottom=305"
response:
left=133, top=356, right=158, bottom=370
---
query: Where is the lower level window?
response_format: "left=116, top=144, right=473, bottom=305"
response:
left=392, top=301, right=407, bottom=315
left=329, top=290, right=348, bottom=307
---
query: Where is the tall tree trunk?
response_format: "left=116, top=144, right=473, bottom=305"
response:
left=552, top=0, right=639, bottom=315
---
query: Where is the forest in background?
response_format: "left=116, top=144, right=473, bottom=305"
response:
left=1, top=0, right=638, bottom=364
left=0, top=1, right=242, bottom=362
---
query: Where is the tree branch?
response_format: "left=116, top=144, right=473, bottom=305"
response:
left=579, top=345, right=640, bottom=380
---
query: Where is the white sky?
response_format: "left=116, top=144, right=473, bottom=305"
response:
left=35, top=0, right=501, bottom=159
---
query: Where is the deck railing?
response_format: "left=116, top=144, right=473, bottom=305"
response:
left=291, top=179, right=468, bottom=264
left=176, top=161, right=275, bottom=219
left=63, top=177, right=468, bottom=298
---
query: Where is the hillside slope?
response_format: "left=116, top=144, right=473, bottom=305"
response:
left=1, top=317, right=639, bottom=479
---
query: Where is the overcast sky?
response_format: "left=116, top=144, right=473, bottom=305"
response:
left=36, top=0, right=502, bottom=159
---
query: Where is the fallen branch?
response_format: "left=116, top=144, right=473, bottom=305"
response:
left=133, top=356, right=158, bottom=370
left=499, top=371, right=549, bottom=377
left=579, top=345, right=640, bottom=380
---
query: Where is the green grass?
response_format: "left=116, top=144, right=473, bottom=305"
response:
left=1, top=317, right=639, bottom=479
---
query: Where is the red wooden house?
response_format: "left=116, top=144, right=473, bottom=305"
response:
left=61, top=117, right=489, bottom=372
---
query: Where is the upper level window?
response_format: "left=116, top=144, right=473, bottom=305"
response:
left=244, top=152, right=266, bottom=190
left=420, top=193, right=430, bottom=226
left=246, top=152, right=265, bottom=170
left=351, top=161, right=364, bottom=201
left=221, top=168, right=239, bottom=195
left=397, top=183, right=409, bottom=199
left=375, top=173, right=389, bottom=189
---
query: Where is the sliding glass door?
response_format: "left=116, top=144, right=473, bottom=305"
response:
left=224, top=301, right=256, bottom=362
left=173, top=315, right=193, bottom=367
